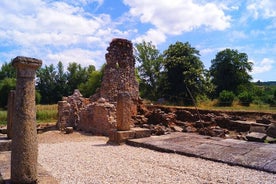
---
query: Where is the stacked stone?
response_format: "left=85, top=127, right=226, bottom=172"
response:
left=78, top=98, right=116, bottom=136
left=99, top=38, right=139, bottom=115
left=57, top=89, right=89, bottom=130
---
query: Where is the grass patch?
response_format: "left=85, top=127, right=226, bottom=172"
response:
left=0, top=104, right=58, bottom=125
left=36, top=104, right=58, bottom=123
left=0, top=111, right=7, bottom=125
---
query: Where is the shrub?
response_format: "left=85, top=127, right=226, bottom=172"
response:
left=238, top=91, right=254, bottom=106
left=218, top=90, right=235, bottom=106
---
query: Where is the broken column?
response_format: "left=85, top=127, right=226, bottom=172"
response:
left=7, top=90, right=15, bottom=139
left=11, top=56, right=42, bottom=184
left=117, top=92, right=131, bottom=131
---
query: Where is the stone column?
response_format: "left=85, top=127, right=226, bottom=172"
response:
left=116, top=92, right=131, bottom=131
left=7, top=90, right=15, bottom=139
left=11, top=56, right=42, bottom=184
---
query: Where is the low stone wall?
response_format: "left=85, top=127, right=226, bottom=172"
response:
left=78, top=98, right=116, bottom=136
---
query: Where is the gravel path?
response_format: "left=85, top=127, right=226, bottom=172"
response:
left=38, top=131, right=276, bottom=184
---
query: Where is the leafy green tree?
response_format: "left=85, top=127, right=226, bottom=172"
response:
left=0, top=62, right=16, bottom=80
left=0, top=78, right=16, bottom=108
left=210, top=49, right=253, bottom=96
left=66, top=62, right=90, bottom=94
left=36, top=64, right=58, bottom=104
left=79, top=65, right=104, bottom=97
left=135, top=41, right=164, bottom=101
left=54, top=61, right=69, bottom=99
left=163, top=41, right=211, bottom=105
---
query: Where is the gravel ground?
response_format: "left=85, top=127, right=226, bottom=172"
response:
left=38, top=131, right=276, bottom=184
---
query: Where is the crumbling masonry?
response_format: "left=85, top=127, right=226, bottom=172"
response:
left=57, top=38, right=139, bottom=136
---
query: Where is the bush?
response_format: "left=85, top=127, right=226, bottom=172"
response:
left=238, top=91, right=254, bottom=106
left=218, top=90, right=235, bottom=106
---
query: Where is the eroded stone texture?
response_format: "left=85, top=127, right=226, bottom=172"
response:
left=117, top=92, right=132, bottom=131
left=57, top=38, right=139, bottom=135
left=11, top=56, right=42, bottom=184
left=94, top=38, right=139, bottom=116
left=57, top=89, right=89, bottom=130
left=7, top=90, right=15, bottom=139
left=78, top=98, right=116, bottom=136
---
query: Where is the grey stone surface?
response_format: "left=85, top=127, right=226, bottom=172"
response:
left=127, top=132, right=276, bottom=173
left=246, top=132, right=267, bottom=142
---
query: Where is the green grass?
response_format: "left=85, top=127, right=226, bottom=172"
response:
left=197, top=100, right=276, bottom=113
left=36, top=104, right=58, bottom=123
left=0, top=111, right=7, bottom=125
left=0, top=104, right=58, bottom=125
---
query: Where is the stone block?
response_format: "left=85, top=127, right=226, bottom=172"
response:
left=65, top=127, right=74, bottom=134
left=108, top=130, right=135, bottom=144
left=266, top=123, right=276, bottom=138
left=249, top=124, right=267, bottom=133
left=131, top=127, right=151, bottom=138
left=246, top=132, right=267, bottom=142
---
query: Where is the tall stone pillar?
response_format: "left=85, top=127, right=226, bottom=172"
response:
left=116, top=92, right=131, bottom=131
left=7, top=90, right=15, bottom=139
left=11, top=56, right=42, bottom=184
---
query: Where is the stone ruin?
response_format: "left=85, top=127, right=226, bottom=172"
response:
left=57, top=38, right=276, bottom=144
left=57, top=38, right=140, bottom=137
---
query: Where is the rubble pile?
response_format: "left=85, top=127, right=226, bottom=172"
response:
left=132, top=105, right=276, bottom=142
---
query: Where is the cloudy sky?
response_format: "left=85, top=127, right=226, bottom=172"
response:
left=0, top=0, right=275, bottom=81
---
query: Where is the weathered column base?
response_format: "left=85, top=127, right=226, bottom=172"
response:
left=108, top=127, right=151, bottom=145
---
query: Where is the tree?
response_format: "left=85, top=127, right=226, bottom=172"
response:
left=54, top=61, right=68, bottom=99
left=0, top=62, right=16, bottom=80
left=163, top=41, right=210, bottom=105
left=210, top=49, right=253, bottom=96
left=135, top=41, right=164, bottom=101
left=36, top=64, right=58, bottom=104
left=0, top=77, right=16, bottom=108
left=79, top=65, right=104, bottom=97
left=66, top=62, right=90, bottom=94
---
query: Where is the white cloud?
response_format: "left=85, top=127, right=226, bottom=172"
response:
left=133, top=29, right=166, bottom=45
left=251, top=58, right=275, bottom=74
left=0, top=0, right=132, bottom=68
left=47, top=48, right=104, bottom=68
left=123, top=0, right=231, bottom=40
left=247, top=0, right=276, bottom=19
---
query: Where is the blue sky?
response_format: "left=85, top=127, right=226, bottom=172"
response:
left=0, top=0, right=275, bottom=81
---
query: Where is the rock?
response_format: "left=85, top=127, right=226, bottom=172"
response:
left=249, top=124, right=266, bottom=133
left=199, top=126, right=226, bottom=137
left=266, top=123, right=276, bottom=138
left=0, top=127, right=7, bottom=134
left=65, top=127, right=73, bottom=134
left=183, top=126, right=197, bottom=133
left=256, top=117, right=271, bottom=124
left=171, top=125, right=183, bottom=132
left=175, top=110, right=196, bottom=122
left=246, top=132, right=267, bottom=142
left=151, top=125, right=166, bottom=135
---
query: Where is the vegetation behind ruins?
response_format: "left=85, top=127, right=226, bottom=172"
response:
left=0, top=41, right=275, bottom=111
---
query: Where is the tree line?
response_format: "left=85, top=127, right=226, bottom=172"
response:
left=0, top=40, right=275, bottom=108
left=136, top=41, right=276, bottom=106
left=0, top=61, right=102, bottom=107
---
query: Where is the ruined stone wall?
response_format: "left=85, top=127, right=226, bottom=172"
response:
left=78, top=98, right=116, bottom=136
left=57, top=38, right=139, bottom=135
left=96, top=38, right=139, bottom=115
